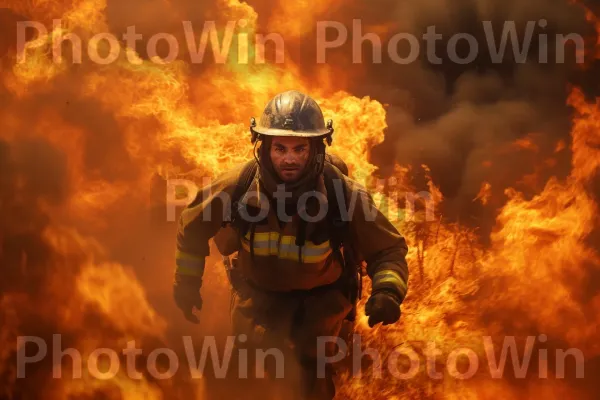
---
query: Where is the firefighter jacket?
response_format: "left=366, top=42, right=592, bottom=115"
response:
left=175, top=161, right=409, bottom=302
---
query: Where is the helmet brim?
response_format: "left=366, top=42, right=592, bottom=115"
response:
left=252, top=127, right=331, bottom=137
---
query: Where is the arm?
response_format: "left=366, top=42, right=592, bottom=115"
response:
left=346, top=178, right=409, bottom=326
left=174, top=167, right=239, bottom=322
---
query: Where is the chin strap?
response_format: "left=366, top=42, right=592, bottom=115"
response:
left=250, top=117, right=260, bottom=144
left=325, top=119, right=334, bottom=146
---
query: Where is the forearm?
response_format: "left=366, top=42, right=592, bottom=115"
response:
left=370, top=263, right=408, bottom=303
left=346, top=176, right=410, bottom=303
left=175, top=249, right=206, bottom=279
left=367, top=240, right=409, bottom=303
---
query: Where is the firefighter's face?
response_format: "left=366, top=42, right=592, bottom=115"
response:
left=269, top=136, right=311, bottom=182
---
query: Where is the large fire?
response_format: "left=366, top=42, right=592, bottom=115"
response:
left=1, top=0, right=599, bottom=399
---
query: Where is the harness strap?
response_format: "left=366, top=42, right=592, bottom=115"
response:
left=228, top=159, right=258, bottom=233
left=295, top=216, right=307, bottom=263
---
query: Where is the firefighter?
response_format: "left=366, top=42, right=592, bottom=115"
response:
left=174, top=90, right=409, bottom=399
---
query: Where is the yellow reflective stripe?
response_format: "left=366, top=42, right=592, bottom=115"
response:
left=176, top=250, right=204, bottom=262
left=279, top=235, right=293, bottom=245
left=175, top=250, right=205, bottom=276
left=248, top=231, right=279, bottom=242
left=241, top=232, right=332, bottom=263
left=176, top=265, right=204, bottom=277
left=373, top=270, right=408, bottom=296
left=244, top=231, right=331, bottom=250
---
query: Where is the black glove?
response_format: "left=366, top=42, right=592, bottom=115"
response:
left=364, top=290, right=402, bottom=328
left=173, top=275, right=203, bottom=324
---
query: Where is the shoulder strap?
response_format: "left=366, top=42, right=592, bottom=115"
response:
left=322, top=161, right=349, bottom=251
left=226, top=160, right=258, bottom=229
left=233, top=159, right=258, bottom=205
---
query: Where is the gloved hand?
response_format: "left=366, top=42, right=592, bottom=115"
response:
left=364, top=290, right=402, bottom=328
left=173, top=275, right=203, bottom=324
